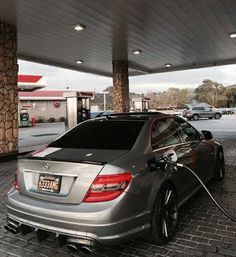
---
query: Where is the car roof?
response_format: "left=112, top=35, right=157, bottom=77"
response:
left=91, top=112, right=168, bottom=121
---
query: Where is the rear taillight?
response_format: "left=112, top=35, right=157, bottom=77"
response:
left=83, top=172, right=132, bottom=202
left=13, top=172, right=19, bottom=191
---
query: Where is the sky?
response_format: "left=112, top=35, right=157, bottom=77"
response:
left=18, top=59, right=236, bottom=94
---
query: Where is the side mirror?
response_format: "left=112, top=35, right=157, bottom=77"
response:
left=201, top=130, right=213, bottom=140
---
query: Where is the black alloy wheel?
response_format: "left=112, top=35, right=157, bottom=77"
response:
left=192, top=114, right=199, bottom=121
left=148, top=183, right=178, bottom=245
left=214, top=151, right=225, bottom=180
left=214, top=113, right=221, bottom=119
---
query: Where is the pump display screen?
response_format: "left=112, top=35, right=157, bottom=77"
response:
left=20, top=113, right=29, bottom=121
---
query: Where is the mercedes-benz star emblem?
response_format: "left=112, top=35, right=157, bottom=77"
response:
left=43, top=163, right=49, bottom=171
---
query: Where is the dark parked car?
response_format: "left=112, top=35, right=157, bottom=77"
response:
left=91, top=110, right=114, bottom=118
left=221, top=108, right=234, bottom=115
left=183, top=106, right=222, bottom=120
left=5, top=113, right=225, bottom=252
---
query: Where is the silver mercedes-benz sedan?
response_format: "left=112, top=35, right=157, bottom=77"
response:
left=5, top=113, right=224, bottom=252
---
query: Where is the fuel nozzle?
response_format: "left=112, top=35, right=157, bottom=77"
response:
left=162, top=152, right=176, bottom=163
left=148, top=151, right=179, bottom=172
left=160, top=151, right=181, bottom=168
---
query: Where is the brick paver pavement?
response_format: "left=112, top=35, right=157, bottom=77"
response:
left=0, top=138, right=235, bottom=257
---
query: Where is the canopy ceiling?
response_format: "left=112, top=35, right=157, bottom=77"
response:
left=1, top=0, right=236, bottom=76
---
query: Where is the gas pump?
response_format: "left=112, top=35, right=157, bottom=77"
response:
left=131, top=97, right=150, bottom=112
left=18, top=108, right=31, bottom=127
left=63, top=91, right=93, bottom=130
left=142, top=98, right=150, bottom=112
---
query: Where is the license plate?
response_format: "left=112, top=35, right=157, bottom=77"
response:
left=38, top=174, right=61, bottom=193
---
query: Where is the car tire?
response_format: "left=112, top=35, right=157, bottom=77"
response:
left=214, top=113, right=221, bottom=119
left=187, top=117, right=191, bottom=121
left=148, top=183, right=178, bottom=245
left=192, top=114, right=199, bottom=121
left=214, top=151, right=225, bottom=181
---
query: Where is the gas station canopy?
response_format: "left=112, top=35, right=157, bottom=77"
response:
left=1, top=0, right=236, bottom=76
left=18, top=75, right=47, bottom=91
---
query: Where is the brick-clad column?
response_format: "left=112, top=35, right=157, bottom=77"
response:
left=112, top=60, right=130, bottom=113
left=0, top=21, right=18, bottom=156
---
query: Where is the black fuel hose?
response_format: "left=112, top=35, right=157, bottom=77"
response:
left=174, top=162, right=236, bottom=222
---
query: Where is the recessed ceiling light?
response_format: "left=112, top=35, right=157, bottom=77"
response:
left=133, top=50, right=142, bottom=55
left=73, top=24, right=86, bottom=31
left=76, top=60, right=83, bottom=64
left=165, top=63, right=172, bottom=68
left=228, top=32, right=236, bottom=38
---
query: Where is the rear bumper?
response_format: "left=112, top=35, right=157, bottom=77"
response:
left=6, top=189, right=150, bottom=246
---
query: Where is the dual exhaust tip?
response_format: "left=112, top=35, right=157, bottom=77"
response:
left=67, top=243, right=93, bottom=254
left=4, top=223, right=94, bottom=255
left=4, top=224, right=20, bottom=234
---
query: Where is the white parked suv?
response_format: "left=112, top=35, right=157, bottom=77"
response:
left=183, top=106, right=222, bottom=121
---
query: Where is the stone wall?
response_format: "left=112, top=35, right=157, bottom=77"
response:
left=112, top=60, right=130, bottom=113
left=0, top=21, right=18, bottom=155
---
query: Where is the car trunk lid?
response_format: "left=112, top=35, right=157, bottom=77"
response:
left=17, top=147, right=128, bottom=204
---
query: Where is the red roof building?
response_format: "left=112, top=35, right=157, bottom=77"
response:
left=19, top=90, right=94, bottom=121
left=18, top=75, right=47, bottom=91
left=19, top=90, right=65, bottom=100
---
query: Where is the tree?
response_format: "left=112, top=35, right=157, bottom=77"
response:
left=145, top=88, right=192, bottom=108
left=178, top=89, right=191, bottom=107
left=226, top=87, right=236, bottom=107
left=194, top=79, right=227, bottom=107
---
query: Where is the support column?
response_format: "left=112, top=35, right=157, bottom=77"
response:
left=0, top=21, right=18, bottom=156
left=112, top=60, right=129, bottom=113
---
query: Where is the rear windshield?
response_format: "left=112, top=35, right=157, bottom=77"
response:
left=49, top=120, right=145, bottom=150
